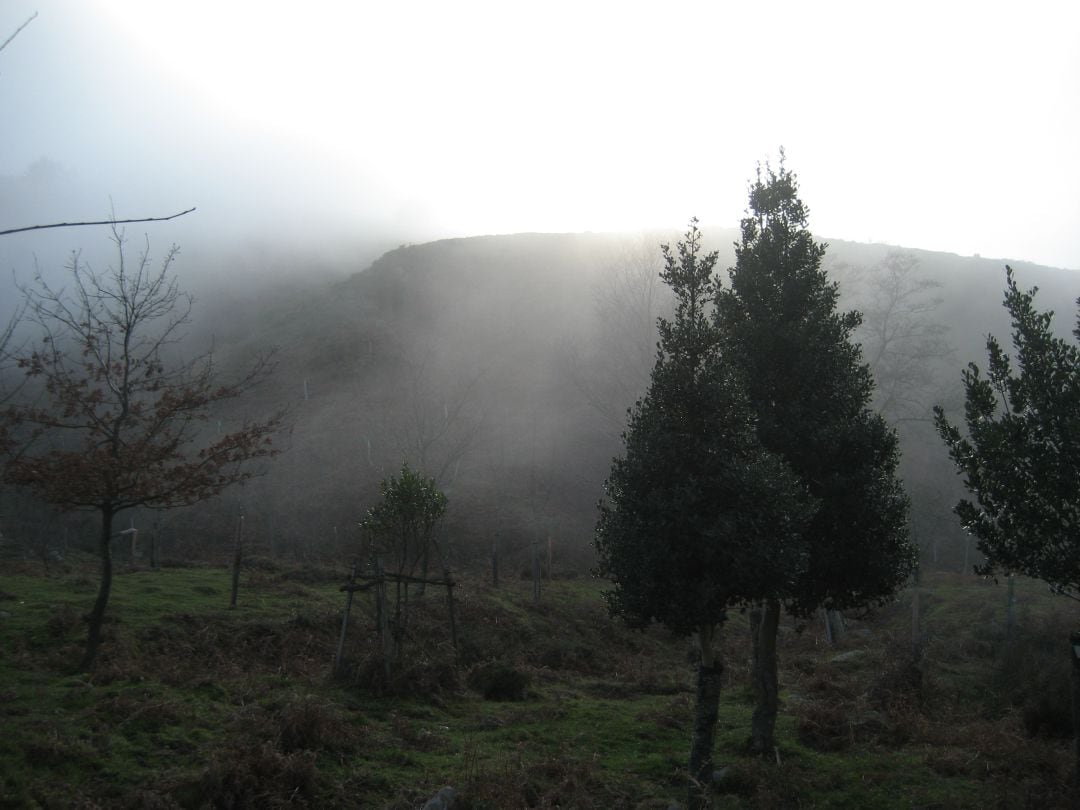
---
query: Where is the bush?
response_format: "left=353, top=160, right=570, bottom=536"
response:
left=348, top=650, right=460, bottom=699
left=278, top=565, right=341, bottom=585
left=996, top=612, right=1074, bottom=738
left=184, top=743, right=318, bottom=808
left=276, top=694, right=357, bottom=753
left=795, top=701, right=854, bottom=751
left=241, top=555, right=282, bottom=572
left=535, top=639, right=597, bottom=672
left=45, top=603, right=81, bottom=639
left=467, top=662, right=530, bottom=701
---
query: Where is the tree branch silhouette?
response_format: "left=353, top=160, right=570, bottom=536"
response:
left=0, top=11, right=37, bottom=55
left=0, top=207, right=197, bottom=237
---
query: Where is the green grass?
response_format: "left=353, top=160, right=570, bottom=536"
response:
left=0, top=563, right=1076, bottom=808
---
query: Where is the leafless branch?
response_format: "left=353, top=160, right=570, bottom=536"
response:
left=0, top=11, right=37, bottom=55
left=0, top=207, right=196, bottom=237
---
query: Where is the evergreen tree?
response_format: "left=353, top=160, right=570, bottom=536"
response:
left=361, top=463, right=448, bottom=669
left=715, top=158, right=914, bottom=754
left=935, top=267, right=1080, bottom=590
left=596, top=220, right=812, bottom=809
left=934, top=267, right=1080, bottom=781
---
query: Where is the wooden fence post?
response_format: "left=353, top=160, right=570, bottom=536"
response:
left=1070, top=631, right=1080, bottom=787
left=445, top=570, right=458, bottom=653
left=1005, top=574, right=1016, bottom=644
left=229, top=513, right=244, bottom=610
left=334, top=560, right=358, bottom=677
left=532, top=539, right=541, bottom=603
left=911, top=565, right=921, bottom=654
left=376, top=558, right=393, bottom=679
left=120, top=522, right=138, bottom=567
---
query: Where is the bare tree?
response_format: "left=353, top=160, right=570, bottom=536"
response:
left=0, top=298, right=27, bottom=402
left=857, top=250, right=952, bottom=421
left=372, top=344, right=486, bottom=487
left=563, top=235, right=670, bottom=432
left=1, top=228, right=285, bottom=670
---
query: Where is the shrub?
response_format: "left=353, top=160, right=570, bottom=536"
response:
left=348, top=650, right=460, bottom=699
left=467, top=662, right=530, bottom=701
left=996, top=612, right=1073, bottom=739
left=276, top=694, right=357, bottom=753
left=45, top=603, right=82, bottom=639
left=185, top=743, right=318, bottom=808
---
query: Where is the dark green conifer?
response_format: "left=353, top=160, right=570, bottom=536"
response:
left=596, top=220, right=811, bottom=808
left=716, top=157, right=914, bottom=753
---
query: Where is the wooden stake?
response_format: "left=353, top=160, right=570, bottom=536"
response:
left=120, top=521, right=138, bottom=566
left=1006, top=574, right=1016, bottom=643
left=229, top=513, right=244, bottom=610
left=532, top=539, right=541, bottom=602
left=1070, top=631, right=1080, bottom=787
left=334, top=560, right=358, bottom=677
left=445, top=570, right=458, bottom=653
left=911, top=569, right=921, bottom=654
left=376, top=558, right=392, bottom=680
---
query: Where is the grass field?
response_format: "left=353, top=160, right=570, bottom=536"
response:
left=0, top=558, right=1076, bottom=808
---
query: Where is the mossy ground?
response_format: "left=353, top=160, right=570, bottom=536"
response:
left=0, top=560, right=1075, bottom=808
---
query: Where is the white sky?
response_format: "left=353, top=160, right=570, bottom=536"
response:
left=2, top=0, right=1079, bottom=269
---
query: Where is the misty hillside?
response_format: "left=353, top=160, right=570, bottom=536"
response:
left=148, top=228, right=1079, bottom=575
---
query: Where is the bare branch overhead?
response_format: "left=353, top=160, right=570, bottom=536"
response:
left=0, top=11, right=37, bottom=55
left=0, top=207, right=197, bottom=237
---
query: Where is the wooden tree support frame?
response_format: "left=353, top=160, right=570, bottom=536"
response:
left=333, top=565, right=459, bottom=677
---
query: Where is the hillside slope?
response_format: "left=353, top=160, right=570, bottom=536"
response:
left=9, top=228, right=1079, bottom=574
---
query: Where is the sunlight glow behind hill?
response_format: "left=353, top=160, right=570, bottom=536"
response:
left=2, top=0, right=1078, bottom=268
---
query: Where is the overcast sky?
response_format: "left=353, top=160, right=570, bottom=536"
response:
left=2, top=0, right=1079, bottom=274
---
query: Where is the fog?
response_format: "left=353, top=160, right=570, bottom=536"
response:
left=3, top=0, right=1080, bottom=570
left=3, top=0, right=1080, bottom=290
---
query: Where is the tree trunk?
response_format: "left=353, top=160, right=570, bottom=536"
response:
left=750, top=598, right=781, bottom=756
left=80, top=507, right=115, bottom=671
left=688, top=623, right=722, bottom=810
